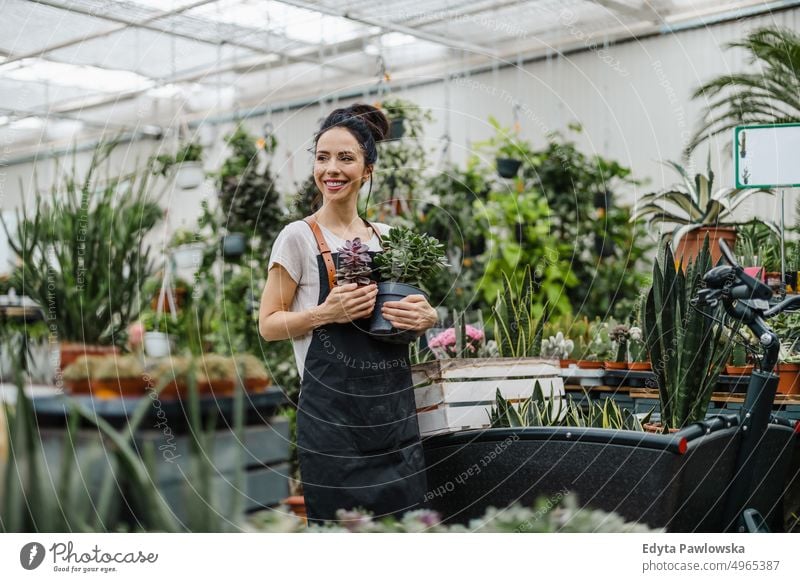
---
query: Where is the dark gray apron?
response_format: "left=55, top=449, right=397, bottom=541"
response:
left=296, top=231, right=428, bottom=525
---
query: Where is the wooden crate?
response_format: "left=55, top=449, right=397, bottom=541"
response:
left=412, top=357, right=564, bottom=437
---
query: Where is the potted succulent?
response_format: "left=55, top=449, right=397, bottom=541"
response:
left=336, top=237, right=373, bottom=287
left=62, top=355, right=107, bottom=394
left=155, top=141, right=205, bottom=190
left=777, top=341, right=800, bottom=395
left=370, top=226, right=448, bottom=343
left=92, top=355, right=149, bottom=398
left=198, top=354, right=237, bottom=395
left=576, top=319, right=614, bottom=369
left=234, top=353, right=271, bottom=392
left=627, top=327, right=650, bottom=371
left=644, top=240, right=735, bottom=430
left=725, top=343, right=753, bottom=376
left=541, top=332, right=575, bottom=367
left=606, top=324, right=631, bottom=370
left=631, top=152, right=775, bottom=266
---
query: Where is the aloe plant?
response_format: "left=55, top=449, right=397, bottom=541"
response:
left=336, top=238, right=373, bottom=286
left=631, top=153, right=774, bottom=250
left=644, top=238, right=737, bottom=429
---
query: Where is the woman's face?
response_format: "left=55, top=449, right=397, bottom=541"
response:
left=314, top=127, right=372, bottom=204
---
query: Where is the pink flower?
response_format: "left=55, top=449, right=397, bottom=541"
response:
left=127, top=321, right=145, bottom=350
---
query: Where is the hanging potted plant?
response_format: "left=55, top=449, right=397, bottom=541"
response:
left=370, top=226, right=448, bottom=343
left=631, top=152, right=775, bottom=266
left=475, top=116, right=529, bottom=179
left=169, top=228, right=204, bottom=277
left=140, top=310, right=178, bottom=359
left=155, top=141, right=205, bottom=190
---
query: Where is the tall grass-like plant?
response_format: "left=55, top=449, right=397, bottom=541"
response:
left=0, top=143, right=163, bottom=345
left=644, top=238, right=737, bottom=429
left=491, top=266, right=546, bottom=358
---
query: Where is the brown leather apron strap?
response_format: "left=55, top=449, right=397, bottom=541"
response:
left=303, top=216, right=337, bottom=290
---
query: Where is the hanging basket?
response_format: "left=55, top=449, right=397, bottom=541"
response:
left=496, top=157, right=522, bottom=179
left=173, top=161, right=205, bottom=190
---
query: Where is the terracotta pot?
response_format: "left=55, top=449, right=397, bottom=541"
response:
left=282, top=495, right=308, bottom=524
left=64, top=378, right=94, bottom=394
left=198, top=378, right=236, bottom=396
left=777, top=363, right=800, bottom=395
left=576, top=360, right=603, bottom=369
left=604, top=361, right=628, bottom=370
left=244, top=377, right=271, bottom=392
left=59, top=343, right=120, bottom=371
left=725, top=364, right=753, bottom=376
left=559, top=359, right=577, bottom=368
left=673, top=226, right=737, bottom=270
left=643, top=423, right=681, bottom=434
left=628, top=361, right=652, bottom=371
left=93, top=376, right=149, bottom=398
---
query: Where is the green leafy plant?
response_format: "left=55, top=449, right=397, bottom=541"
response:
left=475, top=115, right=534, bottom=161
left=490, top=266, right=546, bottom=358
left=153, top=141, right=203, bottom=177
left=631, top=154, right=775, bottom=249
left=0, top=143, right=163, bottom=346
left=488, top=383, right=650, bottom=431
left=688, top=27, right=800, bottom=153
left=644, top=238, right=737, bottom=429
left=372, top=226, right=447, bottom=289
left=216, top=124, right=284, bottom=258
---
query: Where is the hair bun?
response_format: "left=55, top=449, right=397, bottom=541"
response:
left=346, top=103, right=389, bottom=143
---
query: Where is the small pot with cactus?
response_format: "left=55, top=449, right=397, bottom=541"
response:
left=370, top=226, right=448, bottom=343
left=725, top=343, right=753, bottom=376
left=541, top=332, right=575, bottom=368
left=605, top=324, right=631, bottom=370
left=627, top=327, right=650, bottom=370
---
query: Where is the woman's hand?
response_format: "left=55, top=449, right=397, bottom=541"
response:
left=381, top=294, right=438, bottom=332
left=319, top=282, right=378, bottom=324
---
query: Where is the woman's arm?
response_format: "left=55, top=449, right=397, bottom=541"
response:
left=259, top=264, right=378, bottom=341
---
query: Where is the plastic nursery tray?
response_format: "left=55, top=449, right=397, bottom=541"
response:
left=602, top=369, right=656, bottom=389
left=30, top=389, right=288, bottom=431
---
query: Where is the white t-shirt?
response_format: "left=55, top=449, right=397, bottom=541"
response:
left=267, top=219, right=392, bottom=379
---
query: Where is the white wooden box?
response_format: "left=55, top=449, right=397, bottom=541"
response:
left=412, top=357, right=565, bottom=437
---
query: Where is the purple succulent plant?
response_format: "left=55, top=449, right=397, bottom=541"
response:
left=336, top=237, right=373, bottom=286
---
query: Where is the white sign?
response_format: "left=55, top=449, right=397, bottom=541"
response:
left=734, top=123, right=800, bottom=188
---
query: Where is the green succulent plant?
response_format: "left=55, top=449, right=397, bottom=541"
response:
left=373, top=226, right=447, bottom=289
left=631, top=153, right=775, bottom=250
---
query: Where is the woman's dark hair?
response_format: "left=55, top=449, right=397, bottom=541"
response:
left=311, top=103, right=389, bottom=213
left=314, top=103, right=389, bottom=165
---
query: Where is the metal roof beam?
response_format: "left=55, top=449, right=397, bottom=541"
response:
left=275, top=0, right=498, bottom=56
left=26, top=0, right=358, bottom=75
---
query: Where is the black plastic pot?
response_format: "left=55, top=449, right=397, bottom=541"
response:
left=369, top=281, right=426, bottom=344
left=222, top=232, right=246, bottom=259
left=422, top=418, right=795, bottom=531
left=496, top=157, right=521, bottom=178
left=390, top=118, right=406, bottom=140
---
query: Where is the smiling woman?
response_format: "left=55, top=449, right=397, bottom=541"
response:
left=258, top=103, right=437, bottom=526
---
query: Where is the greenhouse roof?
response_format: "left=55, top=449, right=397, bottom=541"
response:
left=0, top=0, right=783, bottom=152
